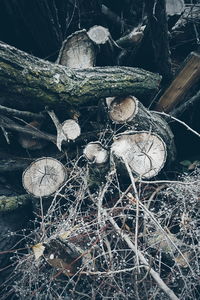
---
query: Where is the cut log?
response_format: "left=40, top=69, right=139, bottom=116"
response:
left=87, top=26, right=110, bottom=45
left=166, top=0, right=184, bottom=16
left=62, top=119, right=81, bottom=141
left=22, top=157, right=66, bottom=197
left=108, top=95, right=176, bottom=161
left=111, top=131, right=167, bottom=179
left=56, top=30, right=95, bottom=68
left=108, top=95, right=138, bottom=123
left=0, top=41, right=161, bottom=106
left=87, top=25, right=115, bottom=66
left=83, top=142, right=110, bottom=188
left=47, top=110, right=81, bottom=151
left=155, top=52, right=200, bottom=112
left=83, top=142, right=109, bottom=165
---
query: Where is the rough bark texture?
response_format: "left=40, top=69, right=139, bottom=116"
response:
left=0, top=41, right=161, bottom=107
left=145, top=0, right=172, bottom=83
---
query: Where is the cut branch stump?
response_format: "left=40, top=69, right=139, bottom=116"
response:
left=22, top=157, right=66, bottom=197
left=108, top=95, right=176, bottom=164
left=87, top=26, right=110, bottom=45
left=111, top=130, right=167, bottom=179
left=84, top=142, right=110, bottom=188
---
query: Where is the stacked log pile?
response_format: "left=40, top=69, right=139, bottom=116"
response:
left=0, top=1, right=200, bottom=299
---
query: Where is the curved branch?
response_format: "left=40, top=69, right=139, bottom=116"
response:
left=0, top=41, right=161, bottom=106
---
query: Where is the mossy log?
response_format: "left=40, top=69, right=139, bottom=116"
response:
left=0, top=41, right=161, bottom=107
left=0, top=194, right=33, bottom=212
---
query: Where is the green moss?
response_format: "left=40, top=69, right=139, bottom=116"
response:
left=0, top=194, right=31, bottom=212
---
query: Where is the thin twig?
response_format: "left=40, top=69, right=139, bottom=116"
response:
left=107, top=213, right=180, bottom=300
left=0, top=104, right=45, bottom=120
left=171, top=89, right=200, bottom=117
left=139, top=179, right=200, bottom=185
left=81, top=265, right=146, bottom=275
left=0, top=114, right=56, bottom=143
left=124, top=160, right=140, bottom=271
left=153, top=111, right=200, bottom=138
left=127, top=192, right=194, bottom=275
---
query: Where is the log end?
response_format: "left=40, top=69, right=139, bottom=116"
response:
left=83, top=142, right=109, bottom=165
left=111, top=131, right=167, bottom=178
left=22, top=157, right=66, bottom=197
left=108, top=95, right=138, bottom=123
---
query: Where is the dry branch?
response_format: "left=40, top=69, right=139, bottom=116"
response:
left=0, top=104, right=45, bottom=121
left=116, top=26, right=145, bottom=48
left=108, top=215, right=179, bottom=300
left=0, top=114, right=56, bottom=144
left=0, top=41, right=161, bottom=106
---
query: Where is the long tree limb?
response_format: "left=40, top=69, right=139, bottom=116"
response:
left=0, top=41, right=161, bottom=106
left=108, top=215, right=179, bottom=300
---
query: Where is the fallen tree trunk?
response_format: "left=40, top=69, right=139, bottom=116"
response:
left=0, top=41, right=161, bottom=107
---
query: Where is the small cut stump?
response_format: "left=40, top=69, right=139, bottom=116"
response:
left=111, top=131, right=167, bottom=179
left=108, top=96, right=176, bottom=178
left=23, top=157, right=66, bottom=197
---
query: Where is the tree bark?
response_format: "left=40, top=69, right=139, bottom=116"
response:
left=145, top=0, right=172, bottom=83
left=0, top=41, right=161, bottom=107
